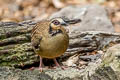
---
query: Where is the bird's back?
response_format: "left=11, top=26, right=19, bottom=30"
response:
left=31, top=20, right=50, bottom=38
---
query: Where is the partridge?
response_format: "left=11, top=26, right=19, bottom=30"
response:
left=31, top=17, right=81, bottom=71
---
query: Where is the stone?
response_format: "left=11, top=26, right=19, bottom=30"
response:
left=50, top=4, right=114, bottom=32
left=103, top=44, right=120, bottom=71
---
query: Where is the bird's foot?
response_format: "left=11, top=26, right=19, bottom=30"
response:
left=38, top=67, right=43, bottom=72
left=29, top=67, right=36, bottom=70
left=53, top=58, right=68, bottom=70
left=29, top=67, right=44, bottom=72
left=61, top=66, right=68, bottom=70
left=52, top=65, right=67, bottom=70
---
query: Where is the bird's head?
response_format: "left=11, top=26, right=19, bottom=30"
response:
left=50, top=18, right=68, bottom=30
left=50, top=17, right=81, bottom=29
left=49, top=17, right=81, bottom=35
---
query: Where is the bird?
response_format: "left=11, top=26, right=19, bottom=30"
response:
left=31, top=17, right=81, bottom=71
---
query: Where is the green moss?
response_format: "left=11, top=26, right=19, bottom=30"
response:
left=1, top=62, right=8, bottom=66
left=0, top=47, right=4, bottom=50
left=0, top=35, right=6, bottom=40
left=0, top=42, right=36, bottom=67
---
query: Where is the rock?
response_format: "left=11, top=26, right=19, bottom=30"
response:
left=50, top=4, right=114, bottom=32
left=103, top=44, right=120, bottom=71
left=0, top=59, right=120, bottom=80
left=0, top=67, right=87, bottom=80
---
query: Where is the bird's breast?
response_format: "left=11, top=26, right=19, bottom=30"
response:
left=38, top=33, right=69, bottom=58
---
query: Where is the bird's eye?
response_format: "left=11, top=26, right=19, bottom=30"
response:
left=52, top=20, right=60, bottom=25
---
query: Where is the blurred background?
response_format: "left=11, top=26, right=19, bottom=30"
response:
left=0, top=0, right=120, bottom=32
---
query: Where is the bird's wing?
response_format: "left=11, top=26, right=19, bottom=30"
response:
left=31, top=20, right=49, bottom=51
left=31, top=23, right=43, bottom=51
left=31, top=36, right=42, bottom=51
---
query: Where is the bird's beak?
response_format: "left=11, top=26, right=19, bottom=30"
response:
left=60, top=22, right=68, bottom=26
left=64, top=19, right=81, bottom=24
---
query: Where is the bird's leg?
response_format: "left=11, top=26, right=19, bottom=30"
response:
left=53, top=58, right=60, bottom=67
left=38, top=56, right=43, bottom=72
left=53, top=58, right=65, bottom=70
left=29, top=56, right=43, bottom=71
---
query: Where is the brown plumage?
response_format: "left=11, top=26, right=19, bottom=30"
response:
left=31, top=17, right=81, bottom=71
left=31, top=19, right=69, bottom=58
left=31, top=18, right=69, bottom=71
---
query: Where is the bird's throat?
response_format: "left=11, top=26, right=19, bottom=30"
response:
left=49, top=26, right=62, bottom=36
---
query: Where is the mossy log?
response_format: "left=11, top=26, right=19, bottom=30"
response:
left=0, top=21, right=36, bottom=67
left=0, top=21, right=120, bottom=68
